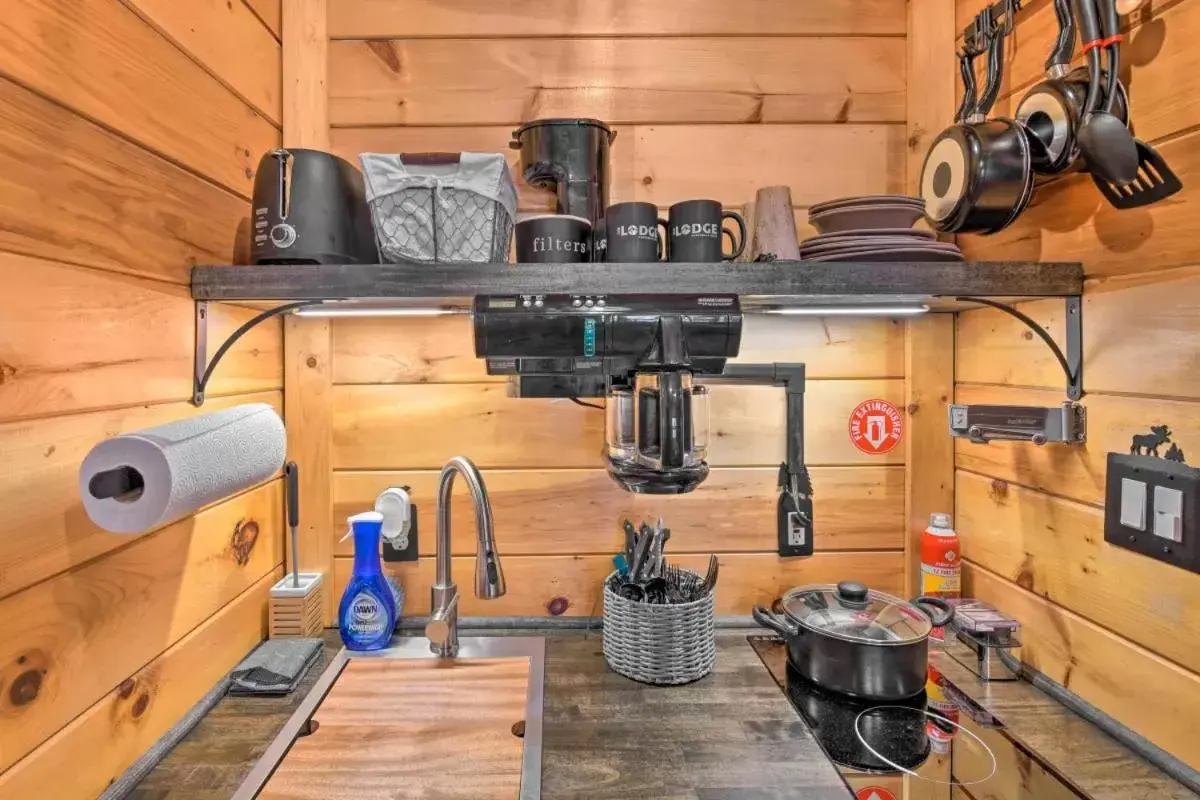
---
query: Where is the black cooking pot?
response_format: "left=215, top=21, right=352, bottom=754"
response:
left=920, top=15, right=1034, bottom=235
left=752, top=581, right=954, bottom=701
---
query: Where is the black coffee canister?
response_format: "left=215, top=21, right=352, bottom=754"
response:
left=515, top=215, right=592, bottom=263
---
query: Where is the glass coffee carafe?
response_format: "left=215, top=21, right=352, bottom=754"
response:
left=604, top=372, right=709, bottom=494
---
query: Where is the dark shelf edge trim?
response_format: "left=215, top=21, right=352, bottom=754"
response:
left=190, top=261, right=1084, bottom=302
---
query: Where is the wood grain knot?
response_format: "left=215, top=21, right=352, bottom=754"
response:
left=907, top=402, right=919, bottom=414
left=118, top=678, right=136, bottom=699
left=306, top=356, right=318, bottom=369
left=230, top=519, right=260, bottom=566
left=132, top=692, right=150, bottom=718
left=0, top=360, right=16, bottom=385
left=1023, top=330, right=1034, bottom=340
left=641, top=175, right=653, bottom=186
left=989, top=479, right=1010, bottom=500
left=511, top=720, right=525, bottom=738
left=546, top=597, right=569, bottom=616
left=9, top=669, right=43, bottom=706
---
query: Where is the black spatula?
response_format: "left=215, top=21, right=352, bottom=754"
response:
left=1093, top=139, right=1183, bottom=209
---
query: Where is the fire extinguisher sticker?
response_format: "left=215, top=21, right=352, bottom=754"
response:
left=849, top=399, right=903, bottom=455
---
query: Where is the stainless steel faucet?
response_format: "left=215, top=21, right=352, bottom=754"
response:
left=426, top=456, right=506, bottom=657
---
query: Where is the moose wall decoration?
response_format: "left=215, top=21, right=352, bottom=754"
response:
left=1130, top=425, right=1173, bottom=457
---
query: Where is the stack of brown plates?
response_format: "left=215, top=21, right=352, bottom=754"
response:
left=803, top=196, right=962, bottom=263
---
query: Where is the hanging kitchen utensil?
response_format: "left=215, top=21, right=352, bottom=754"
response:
left=1073, top=0, right=1139, bottom=184
left=1086, top=0, right=1183, bottom=207
left=920, top=9, right=1034, bottom=235
left=1015, top=0, right=1129, bottom=176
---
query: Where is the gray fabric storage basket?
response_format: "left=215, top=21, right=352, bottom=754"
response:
left=602, top=569, right=716, bottom=685
left=359, top=152, right=517, bottom=264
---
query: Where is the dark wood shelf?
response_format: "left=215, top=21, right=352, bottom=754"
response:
left=190, top=261, right=1083, bottom=302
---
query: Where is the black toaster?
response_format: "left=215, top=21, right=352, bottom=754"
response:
left=251, top=148, right=379, bottom=264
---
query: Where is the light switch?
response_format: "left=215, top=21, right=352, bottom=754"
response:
left=1120, top=478, right=1147, bottom=530
left=1154, top=485, right=1184, bottom=543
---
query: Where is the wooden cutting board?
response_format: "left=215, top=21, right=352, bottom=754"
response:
left=261, top=657, right=531, bottom=800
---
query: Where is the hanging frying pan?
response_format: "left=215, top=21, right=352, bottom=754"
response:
left=1015, top=0, right=1129, bottom=176
left=920, top=12, right=1035, bottom=235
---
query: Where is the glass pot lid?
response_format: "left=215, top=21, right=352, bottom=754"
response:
left=779, top=581, right=933, bottom=645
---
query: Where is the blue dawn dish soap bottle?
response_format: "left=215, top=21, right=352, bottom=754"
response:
left=338, top=512, right=397, bottom=651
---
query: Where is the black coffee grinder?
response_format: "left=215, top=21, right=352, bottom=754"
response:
left=510, top=118, right=615, bottom=227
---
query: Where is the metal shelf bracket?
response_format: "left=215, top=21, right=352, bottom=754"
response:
left=957, top=295, right=1084, bottom=400
left=192, top=300, right=322, bottom=406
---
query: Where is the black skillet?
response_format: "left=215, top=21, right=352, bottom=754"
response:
left=920, top=12, right=1034, bottom=235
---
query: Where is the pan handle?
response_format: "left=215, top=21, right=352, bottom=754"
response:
left=1047, top=0, right=1077, bottom=73
left=752, top=604, right=799, bottom=638
left=912, top=596, right=956, bottom=629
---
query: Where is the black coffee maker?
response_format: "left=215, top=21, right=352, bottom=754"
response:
left=473, top=295, right=740, bottom=494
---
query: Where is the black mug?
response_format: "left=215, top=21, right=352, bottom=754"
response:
left=516, top=214, right=591, bottom=263
left=592, top=218, right=608, bottom=263
left=666, top=200, right=746, bottom=262
left=605, top=202, right=666, bottom=263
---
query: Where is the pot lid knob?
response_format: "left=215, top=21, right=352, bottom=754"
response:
left=836, top=581, right=869, bottom=603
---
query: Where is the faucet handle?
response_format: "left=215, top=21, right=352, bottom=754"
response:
left=425, top=590, right=460, bottom=647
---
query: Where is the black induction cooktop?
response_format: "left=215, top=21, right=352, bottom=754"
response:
left=749, top=636, right=1090, bottom=799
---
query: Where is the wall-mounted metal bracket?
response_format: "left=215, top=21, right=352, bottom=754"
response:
left=957, top=295, right=1084, bottom=400
left=192, top=300, right=323, bottom=406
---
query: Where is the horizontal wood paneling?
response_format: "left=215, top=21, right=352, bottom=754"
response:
left=331, top=315, right=905, bottom=385
left=0, top=255, right=282, bottom=421
left=0, top=392, right=282, bottom=599
left=245, top=0, right=282, bottom=39
left=956, top=267, right=1200, bottom=399
left=0, top=0, right=278, bottom=197
left=956, top=471, right=1200, bottom=674
left=0, top=480, right=283, bottom=772
left=329, top=0, right=909, bottom=37
left=963, top=562, right=1200, bottom=770
left=0, top=567, right=277, bottom=799
left=332, top=380, right=906, bottom=469
left=0, top=77, right=250, bottom=284
left=328, top=38, right=906, bottom=126
left=330, top=124, right=907, bottom=210
left=123, top=0, right=282, bottom=124
left=954, top=384, right=1200, bottom=506
left=333, top=550, right=905, bottom=617
left=332, top=466, right=905, bottom=556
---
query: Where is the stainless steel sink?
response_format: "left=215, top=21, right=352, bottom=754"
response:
left=232, top=636, right=546, bottom=800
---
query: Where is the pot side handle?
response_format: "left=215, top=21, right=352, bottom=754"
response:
left=912, top=596, right=956, bottom=629
left=752, top=604, right=798, bottom=637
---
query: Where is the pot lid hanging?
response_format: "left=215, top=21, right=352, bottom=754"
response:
left=778, top=581, right=933, bottom=645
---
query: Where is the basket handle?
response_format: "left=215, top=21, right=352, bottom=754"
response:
left=401, top=152, right=461, bottom=166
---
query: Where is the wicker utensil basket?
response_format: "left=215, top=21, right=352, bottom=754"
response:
left=602, top=569, right=716, bottom=685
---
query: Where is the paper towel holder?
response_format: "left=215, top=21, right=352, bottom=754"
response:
left=88, top=466, right=145, bottom=503
left=191, top=300, right=322, bottom=406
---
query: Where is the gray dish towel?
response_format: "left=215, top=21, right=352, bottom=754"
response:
left=228, top=638, right=324, bottom=696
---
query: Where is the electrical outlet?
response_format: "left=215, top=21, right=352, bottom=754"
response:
left=383, top=502, right=419, bottom=562
left=777, top=493, right=814, bottom=557
left=1105, top=455, right=1200, bottom=574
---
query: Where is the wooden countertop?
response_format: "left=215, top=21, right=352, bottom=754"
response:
left=127, top=630, right=1197, bottom=800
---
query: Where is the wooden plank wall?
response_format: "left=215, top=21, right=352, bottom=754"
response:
left=952, top=0, right=1200, bottom=770
left=316, top=0, right=917, bottom=618
left=0, top=2, right=282, bottom=796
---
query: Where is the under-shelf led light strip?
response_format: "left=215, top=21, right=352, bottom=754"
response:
left=292, top=304, right=929, bottom=318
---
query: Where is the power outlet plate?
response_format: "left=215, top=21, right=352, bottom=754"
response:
left=383, top=502, right=419, bottom=562
left=777, top=493, right=814, bottom=557
left=1104, top=454, right=1200, bottom=574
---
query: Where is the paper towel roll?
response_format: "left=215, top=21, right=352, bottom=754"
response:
left=80, top=403, right=286, bottom=534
